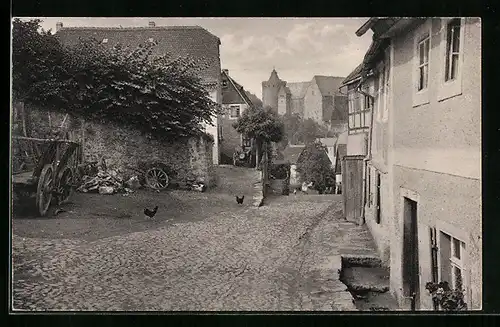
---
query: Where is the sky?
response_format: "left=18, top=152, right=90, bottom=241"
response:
left=23, top=17, right=373, bottom=98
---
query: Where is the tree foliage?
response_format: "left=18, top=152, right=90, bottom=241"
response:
left=280, top=113, right=329, bottom=145
left=12, top=18, right=220, bottom=141
left=296, top=141, right=335, bottom=192
left=232, top=106, right=284, bottom=144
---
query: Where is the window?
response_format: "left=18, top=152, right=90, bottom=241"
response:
left=417, top=35, right=430, bottom=91
left=377, top=67, right=385, bottom=121
left=438, top=18, right=465, bottom=101
left=222, top=80, right=228, bottom=88
left=242, top=135, right=251, bottom=148
left=413, top=20, right=432, bottom=107
left=148, top=38, right=154, bottom=42
left=347, top=83, right=371, bottom=134
left=445, top=19, right=461, bottom=82
left=218, top=125, right=223, bottom=143
left=229, top=106, right=240, bottom=119
left=439, top=232, right=467, bottom=291
left=102, top=38, right=108, bottom=43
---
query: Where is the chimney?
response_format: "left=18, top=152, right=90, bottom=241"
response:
left=222, top=69, right=229, bottom=76
left=56, top=22, right=63, bottom=31
left=148, top=21, right=156, bottom=27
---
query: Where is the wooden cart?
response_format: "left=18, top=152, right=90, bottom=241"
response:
left=12, top=136, right=81, bottom=216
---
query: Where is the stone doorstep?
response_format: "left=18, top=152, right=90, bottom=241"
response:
left=341, top=254, right=383, bottom=268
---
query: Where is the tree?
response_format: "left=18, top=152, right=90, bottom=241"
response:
left=297, top=118, right=326, bottom=144
left=12, top=18, right=220, bottom=141
left=280, top=112, right=302, bottom=147
left=232, top=106, right=284, bottom=169
left=296, top=141, right=335, bottom=193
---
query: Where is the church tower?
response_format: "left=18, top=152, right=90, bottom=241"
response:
left=262, top=68, right=287, bottom=113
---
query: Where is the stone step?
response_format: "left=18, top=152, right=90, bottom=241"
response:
left=340, top=266, right=390, bottom=293
left=341, top=254, right=383, bottom=268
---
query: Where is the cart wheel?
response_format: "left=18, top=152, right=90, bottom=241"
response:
left=36, top=164, right=54, bottom=217
left=57, top=167, right=74, bottom=204
left=145, top=167, right=169, bottom=190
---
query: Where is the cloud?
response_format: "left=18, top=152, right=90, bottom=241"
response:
left=31, top=17, right=371, bottom=98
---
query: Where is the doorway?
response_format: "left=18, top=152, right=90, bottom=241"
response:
left=402, top=197, right=420, bottom=310
left=376, top=171, right=381, bottom=224
left=342, top=156, right=364, bottom=223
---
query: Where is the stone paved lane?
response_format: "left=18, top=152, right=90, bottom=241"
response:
left=12, top=193, right=369, bottom=311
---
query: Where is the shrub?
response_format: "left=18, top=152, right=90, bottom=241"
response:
left=296, top=141, right=335, bottom=192
left=425, top=281, right=467, bottom=311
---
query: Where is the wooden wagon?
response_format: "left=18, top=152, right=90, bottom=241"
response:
left=12, top=136, right=81, bottom=216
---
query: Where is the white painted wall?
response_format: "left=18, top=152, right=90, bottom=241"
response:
left=347, top=133, right=367, bottom=156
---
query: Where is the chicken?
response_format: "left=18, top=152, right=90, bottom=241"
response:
left=144, top=206, right=158, bottom=219
left=236, top=195, right=245, bottom=205
left=193, top=183, right=207, bottom=192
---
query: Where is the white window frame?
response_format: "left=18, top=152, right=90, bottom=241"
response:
left=376, top=66, right=385, bottom=122
left=412, top=20, right=432, bottom=107
left=229, top=105, right=240, bottom=120
left=437, top=18, right=466, bottom=102
left=435, top=220, right=471, bottom=306
left=102, top=38, right=108, bottom=44
left=347, top=83, right=370, bottom=134
left=240, top=134, right=251, bottom=148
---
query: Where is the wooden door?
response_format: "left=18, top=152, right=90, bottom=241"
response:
left=376, top=171, right=381, bottom=224
left=342, top=156, right=364, bottom=223
left=403, top=197, right=420, bottom=310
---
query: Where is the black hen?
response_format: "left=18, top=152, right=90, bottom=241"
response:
left=144, top=206, right=158, bottom=219
left=236, top=195, right=244, bottom=205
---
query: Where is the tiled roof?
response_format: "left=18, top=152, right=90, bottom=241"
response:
left=313, top=76, right=345, bottom=96
left=222, top=70, right=254, bottom=106
left=286, top=82, right=311, bottom=99
left=341, top=63, right=363, bottom=86
left=318, top=137, right=337, bottom=147
left=245, top=91, right=263, bottom=107
left=55, top=25, right=221, bottom=83
left=283, top=145, right=305, bottom=164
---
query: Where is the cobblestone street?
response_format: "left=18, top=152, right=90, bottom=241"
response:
left=12, top=167, right=377, bottom=311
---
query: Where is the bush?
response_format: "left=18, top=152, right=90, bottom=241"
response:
left=270, top=162, right=290, bottom=180
left=425, top=281, right=467, bottom=311
left=296, top=141, right=335, bottom=192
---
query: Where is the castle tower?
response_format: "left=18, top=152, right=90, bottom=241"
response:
left=262, top=69, right=287, bottom=113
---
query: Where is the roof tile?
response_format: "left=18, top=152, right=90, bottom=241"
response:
left=56, top=25, right=221, bottom=83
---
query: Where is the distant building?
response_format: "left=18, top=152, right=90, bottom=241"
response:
left=261, top=69, right=348, bottom=134
left=282, top=145, right=306, bottom=187
left=220, top=69, right=255, bottom=164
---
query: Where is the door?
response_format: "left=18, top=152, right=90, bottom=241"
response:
left=430, top=227, right=439, bottom=310
left=342, top=156, right=364, bottom=223
left=376, top=171, right=381, bottom=224
left=403, top=197, right=420, bottom=310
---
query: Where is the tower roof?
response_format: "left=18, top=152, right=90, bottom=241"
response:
left=267, top=68, right=282, bottom=83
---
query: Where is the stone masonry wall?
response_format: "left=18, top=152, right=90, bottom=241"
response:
left=19, top=104, right=215, bottom=188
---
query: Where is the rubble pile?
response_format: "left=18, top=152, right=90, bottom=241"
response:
left=76, top=160, right=140, bottom=195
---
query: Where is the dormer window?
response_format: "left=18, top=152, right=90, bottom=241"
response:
left=102, top=38, right=108, bottom=44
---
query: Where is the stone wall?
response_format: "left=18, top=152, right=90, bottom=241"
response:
left=17, top=103, right=215, bottom=188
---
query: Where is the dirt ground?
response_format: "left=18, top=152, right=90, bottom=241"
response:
left=12, top=165, right=257, bottom=241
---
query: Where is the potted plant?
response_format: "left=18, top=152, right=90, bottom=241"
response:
left=425, top=281, right=467, bottom=311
